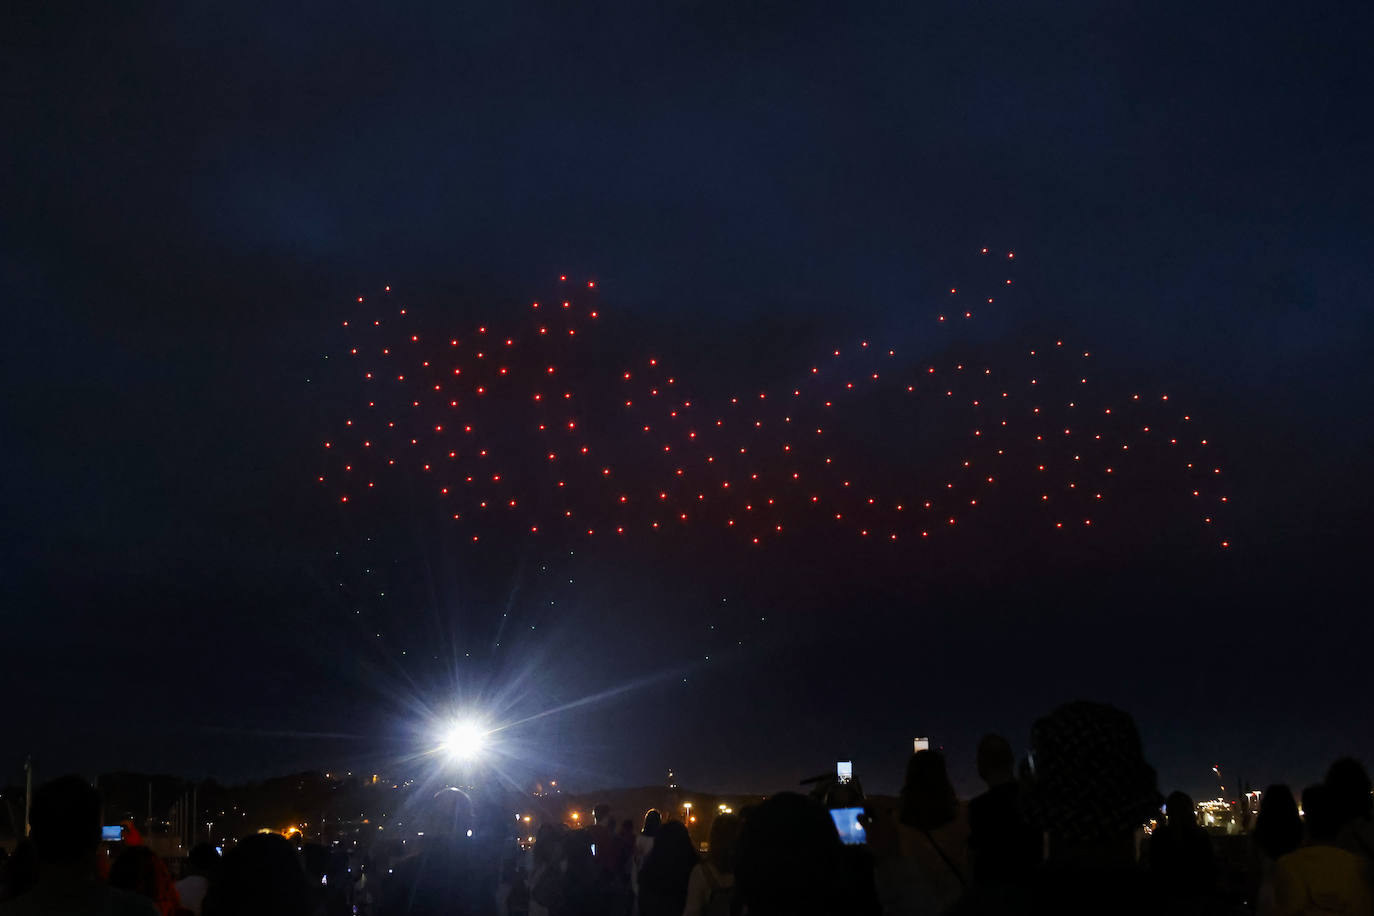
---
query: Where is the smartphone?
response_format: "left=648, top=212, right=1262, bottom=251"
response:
left=828, top=807, right=866, bottom=845
left=101, top=825, right=123, bottom=842
left=913, top=737, right=930, bottom=752
left=836, top=761, right=853, bottom=784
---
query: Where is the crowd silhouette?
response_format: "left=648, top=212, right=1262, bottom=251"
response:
left=2, top=702, right=1371, bottom=915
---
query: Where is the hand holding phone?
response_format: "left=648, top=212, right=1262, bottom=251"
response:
left=828, top=807, right=866, bottom=845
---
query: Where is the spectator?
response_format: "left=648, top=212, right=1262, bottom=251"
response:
left=682, top=812, right=740, bottom=916
left=1325, top=757, right=1374, bottom=863
left=557, top=830, right=599, bottom=916
left=1255, top=786, right=1303, bottom=862
left=175, top=844, right=219, bottom=916
left=0, top=774, right=158, bottom=916
left=202, top=833, right=312, bottom=916
left=633, top=809, right=661, bottom=898
left=967, top=734, right=1039, bottom=887
left=613, top=819, right=636, bottom=878
left=1253, top=785, right=1302, bottom=916
left=1271, top=784, right=1374, bottom=916
left=1147, top=791, right=1216, bottom=900
left=898, top=749, right=970, bottom=909
left=637, top=821, right=696, bottom=916
left=109, top=846, right=186, bottom=916
left=530, top=824, right=566, bottom=916
left=588, top=804, right=614, bottom=858
left=734, top=793, right=862, bottom=916
left=956, top=701, right=1163, bottom=915
left=867, top=797, right=939, bottom=916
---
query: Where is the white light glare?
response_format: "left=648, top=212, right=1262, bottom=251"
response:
left=440, top=720, right=489, bottom=761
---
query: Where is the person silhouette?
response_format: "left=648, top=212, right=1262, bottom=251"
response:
left=202, top=833, right=312, bottom=916
left=175, top=843, right=220, bottom=916
left=682, top=812, right=741, bottom=916
left=968, top=734, right=1039, bottom=888
left=956, top=701, right=1163, bottom=915
left=898, top=749, right=970, bottom=909
left=734, top=792, right=877, bottom=916
left=1272, top=784, right=1374, bottom=916
left=108, top=846, right=184, bottom=916
left=1147, top=791, right=1217, bottom=900
left=637, top=820, right=696, bottom=916
left=1252, top=785, right=1302, bottom=915
left=1325, top=757, right=1374, bottom=863
left=0, top=775, right=158, bottom=916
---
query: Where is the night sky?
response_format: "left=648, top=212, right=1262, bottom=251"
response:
left=4, top=1, right=1373, bottom=802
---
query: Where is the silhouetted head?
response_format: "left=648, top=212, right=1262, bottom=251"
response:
left=1151, top=791, right=1214, bottom=897
left=1166, top=792, right=1196, bottom=827
left=1253, top=785, right=1302, bottom=860
left=532, top=823, right=564, bottom=868
left=1324, top=757, right=1373, bottom=828
left=900, top=749, right=958, bottom=831
left=642, top=820, right=696, bottom=876
left=593, top=803, right=610, bottom=825
left=642, top=808, right=662, bottom=836
left=977, top=734, right=1016, bottom=787
left=186, top=842, right=221, bottom=878
left=109, top=846, right=180, bottom=916
left=203, top=833, right=311, bottom=916
left=1022, top=701, right=1161, bottom=848
left=1301, top=784, right=1341, bottom=843
left=707, top=812, right=742, bottom=873
left=29, top=774, right=101, bottom=868
left=734, top=793, right=844, bottom=916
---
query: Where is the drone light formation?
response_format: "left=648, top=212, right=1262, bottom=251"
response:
left=320, top=258, right=1230, bottom=557
left=318, top=256, right=1234, bottom=664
